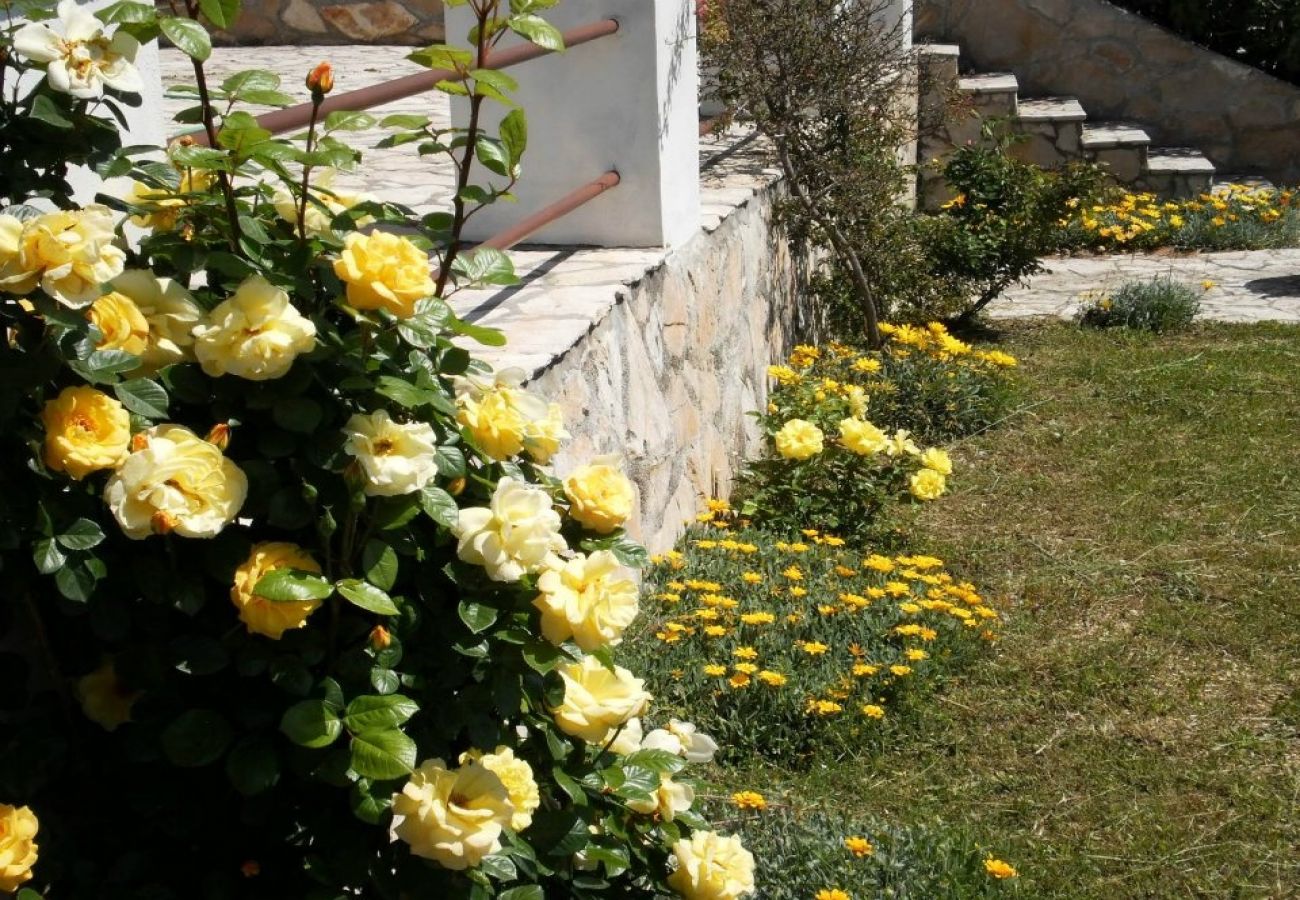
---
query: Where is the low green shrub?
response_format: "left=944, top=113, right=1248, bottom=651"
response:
left=622, top=524, right=1001, bottom=764
left=714, top=802, right=1020, bottom=900
left=918, top=132, right=1106, bottom=323
left=1078, top=276, right=1202, bottom=332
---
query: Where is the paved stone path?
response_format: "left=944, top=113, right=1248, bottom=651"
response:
left=992, top=250, right=1300, bottom=323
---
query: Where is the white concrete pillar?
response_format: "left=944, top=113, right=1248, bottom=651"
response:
left=446, top=0, right=700, bottom=249
left=875, top=0, right=914, bottom=51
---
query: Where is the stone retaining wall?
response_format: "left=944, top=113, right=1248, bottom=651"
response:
left=916, top=0, right=1300, bottom=184
left=211, top=0, right=443, bottom=45
left=529, top=190, right=812, bottom=553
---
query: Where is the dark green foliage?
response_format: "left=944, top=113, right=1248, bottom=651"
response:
left=1077, top=276, right=1203, bottom=332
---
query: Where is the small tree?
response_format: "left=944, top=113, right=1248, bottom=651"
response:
left=702, top=0, right=918, bottom=347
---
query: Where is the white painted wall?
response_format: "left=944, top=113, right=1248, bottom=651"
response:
left=445, top=0, right=701, bottom=249
left=2, top=0, right=167, bottom=204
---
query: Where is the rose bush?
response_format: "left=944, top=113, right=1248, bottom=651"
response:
left=0, top=2, right=748, bottom=897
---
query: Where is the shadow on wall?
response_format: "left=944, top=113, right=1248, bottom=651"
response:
left=915, top=0, right=1300, bottom=184
left=213, top=0, right=446, bottom=45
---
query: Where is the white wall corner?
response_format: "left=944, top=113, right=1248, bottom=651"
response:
left=446, top=0, right=701, bottom=249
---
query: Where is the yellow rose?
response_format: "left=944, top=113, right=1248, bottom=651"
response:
left=231, top=542, right=324, bottom=639
left=627, top=776, right=695, bottom=822
left=457, top=389, right=529, bottom=460
left=0, top=215, right=36, bottom=296
left=76, top=661, right=139, bottom=731
left=272, top=172, right=373, bottom=236
left=909, top=468, right=947, bottom=501
left=564, top=457, right=635, bottom=534
left=390, top=757, right=514, bottom=870
left=920, top=447, right=953, bottom=476
left=127, top=169, right=212, bottom=232
left=534, top=550, right=640, bottom=650
left=773, top=419, right=823, bottom=460
left=104, top=424, right=248, bottom=539
left=87, top=290, right=149, bottom=355
left=333, top=231, right=434, bottom=318
left=108, top=269, right=202, bottom=371
left=343, top=410, right=439, bottom=497
left=846, top=384, right=869, bottom=418
left=667, top=831, right=756, bottom=900
left=455, top=369, right=561, bottom=462
left=886, top=429, right=921, bottom=457
left=452, top=477, right=567, bottom=583
left=2, top=205, right=125, bottom=307
left=838, top=418, right=887, bottom=456
left=193, top=275, right=317, bottom=381
left=41, top=385, right=131, bottom=479
left=459, top=746, right=540, bottom=832
left=0, top=803, right=38, bottom=893
left=549, top=655, right=650, bottom=744
left=523, top=402, right=567, bottom=464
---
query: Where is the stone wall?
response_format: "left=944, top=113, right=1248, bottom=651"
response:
left=212, top=0, right=443, bottom=45
left=531, top=187, right=811, bottom=553
left=916, top=0, right=1300, bottom=184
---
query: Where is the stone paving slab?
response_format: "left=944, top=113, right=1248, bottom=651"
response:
left=992, top=250, right=1300, bottom=323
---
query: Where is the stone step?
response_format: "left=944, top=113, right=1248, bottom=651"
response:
left=958, top=72, right=1019, bottom=95
left=1137, top=148, right=1216, bottom=198
left=1081, top=122, right=1151, bottom=150
left=1012, top=98, right=1087, bottom=168
left=1016, top=96, right=1087, bottom=124
left=958, top=72, right=1018, bottom=118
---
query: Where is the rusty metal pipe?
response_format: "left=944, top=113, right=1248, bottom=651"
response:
left=480, top=170, right=621, bottom=251
left=192, top=18, right=621, bottom=144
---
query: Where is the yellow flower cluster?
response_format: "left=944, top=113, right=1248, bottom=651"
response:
left=646, top=533, right=1001, bottom=727
left=1065, top=185, right=1296, bottom=249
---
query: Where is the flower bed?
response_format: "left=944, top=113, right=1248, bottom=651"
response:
left=1059, top=185, right=1300, bottom=252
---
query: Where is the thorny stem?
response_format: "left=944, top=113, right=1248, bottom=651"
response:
left=177, top=0, right=242, bottom=251
left=296, top=97, right=323, bottom=241
left=434, top=0, right=496, bottom=298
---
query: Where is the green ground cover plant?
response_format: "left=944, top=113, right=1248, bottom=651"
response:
left=1077, top=276, right=1203, bottom=332
left=735, top=321, right=1300, bottom=897
left=623, top=523, right=1001, bottom=763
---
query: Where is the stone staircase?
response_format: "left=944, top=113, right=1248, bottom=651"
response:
left=919, top=44, right=1222, bottom=208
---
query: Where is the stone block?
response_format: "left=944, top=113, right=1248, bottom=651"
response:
left=321, top=1, right=419, bottom=40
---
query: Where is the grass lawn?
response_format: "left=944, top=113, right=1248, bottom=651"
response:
left=730, top=321, right=1300, bottom=898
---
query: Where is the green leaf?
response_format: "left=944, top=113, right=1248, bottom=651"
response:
left=458, top=600, right=498, bottom=634
left=68, top=349, right=140, bottom=384
left=30, top=95, right=73, bottom=129
left=621, top=749, right=688, bottom=775
left=419, top=485, right=459, bottom=530
left=349, top=728, right=417, bottom=780
left=114, top=378, right=169, bottom=418
left=371, top=495, right=422, bottom=531
left=475, top=136, right=512, bottom=177
left=55, top=518, right=106, bottom=551
left=500, top=108, right=528, bottom=167
left=448, top=312, right=508, bottom=347
left=380, top=113, right=430, bottom=129
left=271, top=396, right=323, bottom=433
left=435, top=445, right=467, bottom=478
left=324, top=110, right=378, bottom=132
left=408, top=44, right=473, bottom=71
left=280, top=699, right=342, bottom=748
left=479, top=854, right=517, bottom=881
left=160, top=17, right=213, bottom=62
left=521, top=640, right=567, bottom=674
left=220, top=69, right=279, bottom=95
left=370, top=667, right=400, bottom=694
left=451, top=247, right=516, bottom=288
left=608, top=764, right=659, bottom=802
left=499, top=887, right=545, bottom=900
left=96, top=1, right=158, bottom=25
left=162, top=709, right=232, bottom=767
left=374, top=375, right=440, bottom=409
left=32, top=538, right=66, bottom=575
left=509, top=14, right=565, bottom=51
left=252, top=568, right=334, bottom=602
left=343, top=695, right=419, bottom=733
left=362, top=540, right=399, bottom=591
left=197, top=0, right=240, bottom=29
left=169, top=144, right=231, bottom=170
left=54, top=565, right=96, bottom=603
left=337, top=579, right=400, bottom=616
left=226, top=735, right=280, bottom=796
left=350, top=779, right=392, bottom=825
